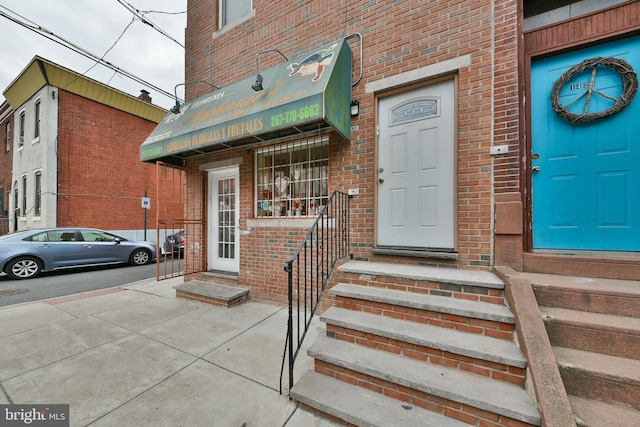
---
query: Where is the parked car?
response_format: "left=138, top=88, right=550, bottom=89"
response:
left=0, top=228, right=157, bottom=280
left=163, top=230, right=185, bottom=257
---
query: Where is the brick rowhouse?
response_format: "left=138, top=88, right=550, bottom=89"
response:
left=177, top=0, right=520, bottom=305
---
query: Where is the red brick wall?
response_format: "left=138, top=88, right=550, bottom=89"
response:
left=493, top=0, right=522, bottom=195
left=56, top=90, right=164, bottom=231
left=184, top=0, right=521, bottom=303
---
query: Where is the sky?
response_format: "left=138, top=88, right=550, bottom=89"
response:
left=0, top=0, right=187, bottom=110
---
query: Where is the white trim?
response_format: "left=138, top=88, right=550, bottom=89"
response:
left=208, top=166, right=240, bottom=273
left=199, top=157, right=243, bottom=171
left=365, top=55, right=471, bottom=94
left=214, top=8, right=255, bottom=38
left=247, top=218, right=334, bottom=229
left=524, top=0, right=627, bottom=32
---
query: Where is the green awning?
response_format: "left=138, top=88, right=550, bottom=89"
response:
left=141, top=39, right=352, bottom=164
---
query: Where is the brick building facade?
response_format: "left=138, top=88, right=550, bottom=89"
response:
left=139, top=1, right=640, bottom=424
left=142, top=0, right=521, bottom=304
left=142, top=0, right=640, bottom=286
left=56, top=90, right=159, bottom=231
left=0, top=102, right=13, bottom=235
left=3, top=57, right=170, bottom=241
left=495, top=0, right=640, bottom=280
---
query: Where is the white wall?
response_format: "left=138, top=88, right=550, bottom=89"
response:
left=10, top=85, right=58, bottom=231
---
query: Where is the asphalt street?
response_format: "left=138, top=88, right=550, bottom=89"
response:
left=0, top=263, right=158, bottom=307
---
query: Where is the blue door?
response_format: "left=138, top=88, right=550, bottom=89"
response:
left=531, top=36, right=640, bottom=251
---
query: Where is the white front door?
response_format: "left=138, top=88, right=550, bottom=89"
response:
left=208, top=166, right=239, bottom=273
left=377, top=80, right=455, bottom=249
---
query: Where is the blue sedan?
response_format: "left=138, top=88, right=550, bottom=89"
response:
left=0, top=228, right=157, bottom=279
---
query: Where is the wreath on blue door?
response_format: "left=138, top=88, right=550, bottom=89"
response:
left=551, top=56, right=638, bottom=124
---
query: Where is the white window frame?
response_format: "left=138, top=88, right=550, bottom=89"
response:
left=5, top=121, right=10, bottom=152
left=34, top=98, right=41, bottom=141
left=216, top=0, right=254, bottom=36
left=34, top=170, right=42, bottom=217
left=18, top=110, right=25, bottom=149
left=254, top=136, right=330, bottom=219
left=21, top=174, right=27, bottom=217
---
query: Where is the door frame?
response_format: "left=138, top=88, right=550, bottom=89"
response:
left=373, top=74, right=459, bottom=250
left=523, top=4, right=640, bottom=253
left=529, top=38, right=640, bottom=252
left=207, top=165, right=240, bottom=273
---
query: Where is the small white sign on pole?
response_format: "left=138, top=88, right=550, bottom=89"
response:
left=141, top=197, right=151, bottom=209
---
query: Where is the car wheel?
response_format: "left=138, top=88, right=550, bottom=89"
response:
left=130, top=249, right=151, bottom=266
left=6, top=256, right=43, bottom=279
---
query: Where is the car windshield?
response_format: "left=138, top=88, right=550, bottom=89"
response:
left=0, top=230, right=31, bottom=241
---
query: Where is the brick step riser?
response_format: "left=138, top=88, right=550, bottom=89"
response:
left=545, top=322, right=640, bottom=360
left=296, top=403, right=353, bottom=427
left=337, top=272, right=506, bottom=305
left=174, top=290, right=247, bottom=308
left=314, top=359, right=537, bottom=427
left=560, top=368, right=640, bottom=410
left=335, top=296, right=515, bottom=341
left=326, top=324, right=526, bottom=386
left=533, top=287, right=640, bottom=317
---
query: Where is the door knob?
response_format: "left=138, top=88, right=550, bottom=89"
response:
left=532, top=166, right=540, bottom=173
left=378, top=177, right=384, bottom=184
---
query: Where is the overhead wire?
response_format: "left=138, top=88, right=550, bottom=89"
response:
left=0, top=4, right=183, bottom=102
left=115, top=0, right=185, bottom=48
left=82, top=17, right=136, bottom=75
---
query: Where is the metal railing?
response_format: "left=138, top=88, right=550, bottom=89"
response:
left=280, top=190, right=351, bottom=395
left=157, top=219, right=206, bottom=280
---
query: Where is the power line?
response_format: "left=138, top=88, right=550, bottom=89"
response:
left=115, top=0, right=185, bottom=48
left=0, top=5, right=181, bottom=102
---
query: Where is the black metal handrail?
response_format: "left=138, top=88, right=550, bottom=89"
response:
left=280, top=190, right=351, bottom=395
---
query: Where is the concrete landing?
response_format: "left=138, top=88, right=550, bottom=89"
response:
left=174, top=280, right=249, bottom=307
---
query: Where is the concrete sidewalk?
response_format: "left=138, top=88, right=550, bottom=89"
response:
left=0, top=277, right=335, bottom=427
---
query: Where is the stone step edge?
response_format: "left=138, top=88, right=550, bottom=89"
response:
left=540, top=306, right=640, bottom=336
left=531, top=278, right=640, bottom=318
left=321, top=306, right=526, bottom=368
left=331, top=283, right=515, bottom=324
left=338, top=260, right=505, bottom=289
left=568, top=395, right=640, bottom=427
left=291, top=370, right=472, bottom=427
left=525, top=273, right=640, bottom=298
left=173, top=280, right=249, bottom=302
left=309, top=335, right=541, bottom=425
left=553, top=346, right=640, bottom=387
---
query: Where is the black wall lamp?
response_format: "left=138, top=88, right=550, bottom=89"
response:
left=251, top=48, right=288, bottom=91
left=350, top=100, right=360, bottom=116
left=170, top=80, right=220, bottom=114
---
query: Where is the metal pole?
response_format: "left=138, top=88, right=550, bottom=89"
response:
left=144, top=189, right=148, bottom=241
left=285, top=260, right=294, bottom=392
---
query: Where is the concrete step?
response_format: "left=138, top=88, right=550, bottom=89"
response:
left=321, top=306, right=527, bottom=384
left=337, top=261, right=506, bottom=305
left=527, top=272, right=640, bottom=317
left=554, top=347, right=640, bottom=409
left=291, top=371, right=472, bottom=427
left=306, top=335, right=541, bottom=426
left=331, top=283, right=515, bottom=340
left=541, top=306, right=640, bottom=359
left=173, top=280, right=248, bottom=307
left=569, top=395, right=640, bottom=427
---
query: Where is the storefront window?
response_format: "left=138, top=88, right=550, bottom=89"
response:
left=255, top=136, right=329, bottom=218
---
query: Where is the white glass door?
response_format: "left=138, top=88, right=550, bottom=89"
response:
left=208, top=167, right=239, bottom=273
